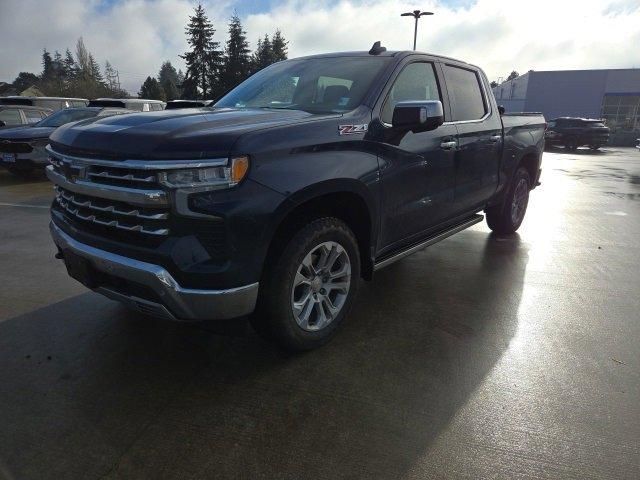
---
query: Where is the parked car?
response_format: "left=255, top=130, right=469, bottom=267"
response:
left=165, top=100, right=213, bottom=109
left=545, top=117, right=610, bottom=151
left=0, top=96, right=88, bottom=111
left=0, top=107, right=130, bottom=176
left=0, top=105, right=52, bottom=129
left=636, top=138, right=639, bottom=149
left=46, top=44, right=545, bottom=351
left=88, top=98, right=165, bottom=111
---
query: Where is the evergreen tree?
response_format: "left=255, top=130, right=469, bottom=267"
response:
left=41, top=49, right=55, bottom=82
left=180, top=76, right=198, bottom=100
left=138, top=76, right=165, bottom=100
left=221, top=14, right=251, bottom=92
left=271, top=30, right=288, bottom=62
left=507, top=71, right=519, bottom=81
left=51, top=51, right=65, bottom=94
left=250, top=34, right=274, bottom=74
left=63, top=48, right=77, bottom=85
left=180, top=4, right=221, bottom=99
left=89, top=54, right=104, bottom=83
left=158, top=61, right=180, bottom=101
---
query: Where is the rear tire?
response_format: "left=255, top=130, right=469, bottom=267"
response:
left=564, top=136, right=578, bottom=150
left=253, top=217, right=360, bottom=351
left=486, top=167, right=531, bottom=234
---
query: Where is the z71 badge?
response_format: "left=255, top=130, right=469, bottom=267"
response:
left=339, top=124, right=368, bottom=135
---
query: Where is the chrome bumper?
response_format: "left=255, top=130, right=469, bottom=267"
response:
left=50, top=222, right=259, bottom=320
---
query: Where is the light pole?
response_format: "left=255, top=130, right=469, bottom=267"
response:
left=401, top=10, right=433, bottom=50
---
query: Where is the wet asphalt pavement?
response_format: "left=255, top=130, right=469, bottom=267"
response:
left=0, top=147, right=639, bottom=479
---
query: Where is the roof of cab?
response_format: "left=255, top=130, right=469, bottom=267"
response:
left=0, top=96, right=88, bottom=102
left=0, top=104, right=53, bottom=111
left=93, top=98, right=165, bottom=103
left=292, top=50, right=472, bottom=66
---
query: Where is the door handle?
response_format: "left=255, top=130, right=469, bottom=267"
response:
left=440, top=141, right=457, bottom=150
left=489, top=135, right=502, bottom=142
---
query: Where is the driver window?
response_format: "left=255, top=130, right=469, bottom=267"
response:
left=381, top=62, right=441, bottom=124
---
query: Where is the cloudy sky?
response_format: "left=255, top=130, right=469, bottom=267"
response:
left=1, top=0, right=639, bottom=93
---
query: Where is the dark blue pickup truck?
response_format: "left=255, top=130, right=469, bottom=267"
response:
left=46, top=44, right=545, bottom=350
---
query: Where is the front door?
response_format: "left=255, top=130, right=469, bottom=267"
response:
left=372, top=61, right=458, bottom=252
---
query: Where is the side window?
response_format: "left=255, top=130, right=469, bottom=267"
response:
left=442, top=65, right=487, bottom=121
left=381, top=62, right=441, bottom=124
left=150, top=103, right=163, bottom=111
left=0, top=109, right=23, bottom=126
left=24, top=109, right=42, bottom=124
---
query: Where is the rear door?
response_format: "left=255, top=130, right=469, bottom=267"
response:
left=372, top=58, right=459, bottom=252
left=442, top=64, right=502, bottom=213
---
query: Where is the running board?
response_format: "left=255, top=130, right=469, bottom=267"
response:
left=373, top=214, right=484, bottom=271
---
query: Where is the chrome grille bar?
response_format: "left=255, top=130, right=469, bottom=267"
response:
left=88, top=170, right=157, bottom=184
left=46, top=166, right=168, bottom=207
left=56, top=195, right=169, bottom=236
left=55, top=187, right=169, bottom=220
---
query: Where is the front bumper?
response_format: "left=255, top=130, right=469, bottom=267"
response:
left=50, top=221, right=259, bottom=320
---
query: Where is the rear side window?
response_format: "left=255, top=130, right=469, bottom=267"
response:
left=150, top=103, right=164, bottom=111
left=0, top=109, right=22, bottom=126
left=381, top=62, right=441, bottom=124
left=34, top=99, right=63, bottom=110
left=443, top=65, right=487, bottom=121
left=24, top=109, right=42, bottom=123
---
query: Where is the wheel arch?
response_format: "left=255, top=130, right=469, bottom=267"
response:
left=263, top=179, right=377, bottom=282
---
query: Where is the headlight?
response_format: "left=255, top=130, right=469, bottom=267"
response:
left=158, top=155, right=249, bottom=189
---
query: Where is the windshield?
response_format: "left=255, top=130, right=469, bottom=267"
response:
left=215, top=57, right=392, bottom=114
left=37, top=108, right=97, bottom=128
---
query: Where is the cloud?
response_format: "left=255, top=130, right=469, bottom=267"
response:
left=1, top=0, right=639, bottom=94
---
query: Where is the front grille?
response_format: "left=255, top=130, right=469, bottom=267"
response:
left=0, top=141, right=32, bottom=154
left=54, top=186, right=170, bottom=236
left=47, top=147, right=229, bottom=260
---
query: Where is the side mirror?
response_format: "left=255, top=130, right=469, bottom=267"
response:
left=392, top=100, right=444, bottom=132
left=0, top=121, right=6, bottom=128
left=498, top=105, right=505, bottom=115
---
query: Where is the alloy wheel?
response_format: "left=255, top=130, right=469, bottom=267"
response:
left=291, top=241, right=351, bottom=331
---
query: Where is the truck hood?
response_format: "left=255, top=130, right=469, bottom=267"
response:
left=0, top=125, right=55, bottom=141
left=49, top=107, right=339, bottom=160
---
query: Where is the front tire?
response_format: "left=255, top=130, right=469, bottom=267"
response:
left=254, top=217, right=360, bottom=351
left=486, top=167, right=531, bottom=234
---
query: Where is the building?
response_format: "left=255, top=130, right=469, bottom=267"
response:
left=493, top=68, right=640, bottom=144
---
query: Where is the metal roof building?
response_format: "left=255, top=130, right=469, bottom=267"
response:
left=492, top=68, right=640, bottom=143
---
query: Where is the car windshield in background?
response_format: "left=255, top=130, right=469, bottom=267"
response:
left=37, top=109, right=97, bottom=128
left=215, top=57, right=392, bottom=114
